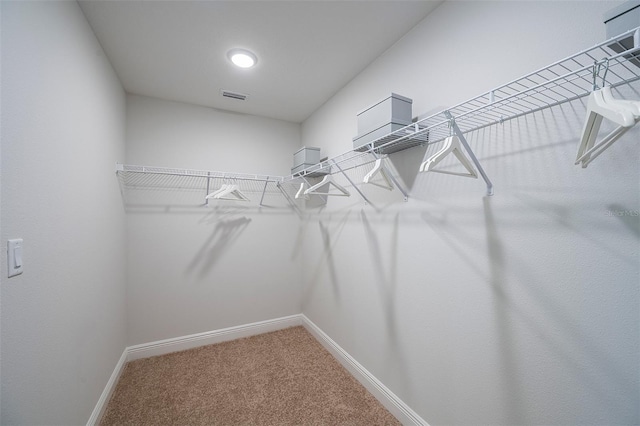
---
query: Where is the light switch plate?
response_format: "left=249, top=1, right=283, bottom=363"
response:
left=8, top=239, right=23, bottom=278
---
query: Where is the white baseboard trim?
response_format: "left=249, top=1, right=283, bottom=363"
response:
left=89, top=313, right=427, bottom=426
left=86, top=349, right=127, bottom=426
left=301, top=314, right=429, bottom=426
left=126, top=314, right=303, bottom=361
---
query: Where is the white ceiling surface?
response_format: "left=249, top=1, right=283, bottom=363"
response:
left=79, top=1, right=443, bottom=123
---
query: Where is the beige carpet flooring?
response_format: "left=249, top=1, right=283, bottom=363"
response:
left=100, top=326, right=401, bottom=425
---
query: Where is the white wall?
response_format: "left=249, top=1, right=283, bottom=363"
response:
left=2, top=1, right=637, bottom=425
left=0, top=1, right=127, bottom=425
left=0, top=2, right=3, bottom=422
left=125, top=95, right=303, bottom=345
left=301, top=1, right=639, bottom=425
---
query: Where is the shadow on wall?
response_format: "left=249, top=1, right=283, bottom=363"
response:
left=186, top=216, right=252, bottom=278
left=302, top=211, right=352, bottom=305
left=421, top=195, right=638, bottom=422
left=607, top=203, right=640, bottom=238
left=290, top=219, right=307, bottom=261
left=514, top=195, right=638, bottom=268
left=360, top=211, right=411, bottom=395
left=360, top=211, right=399, bottom=332
left=122, top=200, right=294, bottom=217
left=386, top=143, right=428, bottom=192
left=317, top=219, right=342, bottom=297
left=483, top=196, right=526, bottom=421
left=201, top=205, right=253, bottom=223
left=486, top=196, right=638, bottom=421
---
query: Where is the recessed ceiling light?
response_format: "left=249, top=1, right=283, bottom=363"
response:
left=227, top=49, right=257, bottom=69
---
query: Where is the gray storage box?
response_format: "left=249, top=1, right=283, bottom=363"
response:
left=353, top=93, right=422, bottom=154
left=356, top=93, right=413, bottom=135
left=293, top=147, right=321, bottom=167
left=604, top=0, right=640, bottom=38
left=604, top=0, right=640, bottom=67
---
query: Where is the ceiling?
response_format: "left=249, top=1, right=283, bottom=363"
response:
left=79, top=1, right=443, bottom=123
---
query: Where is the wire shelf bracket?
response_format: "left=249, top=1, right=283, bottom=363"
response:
left=332, top=159, right=371, bottom=205
left=369, top=150, right=409, bottom=202
left=444, top=111, right=494, bottom=196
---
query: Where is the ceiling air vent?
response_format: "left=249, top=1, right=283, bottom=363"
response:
left=221, top=90, right=249, bottom=101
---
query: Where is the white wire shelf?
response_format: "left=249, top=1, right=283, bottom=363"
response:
left=116, top=27, right=640, bottom=205
left=117, top=163, right=282, bottom=184
left=284, top=26, right=640, bottom=182
left=116, top=163, right=295, bottom=207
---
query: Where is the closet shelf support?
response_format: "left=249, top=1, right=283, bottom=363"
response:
left=259, top=178, right=269, bottom=206
left=443, top=111, right=494, bottom=196
left=332, top=160, right=372, bottom=205
left=369, top=146, right=409, bottom=201
left=277, top=182, right=303, bottom=218
left=205, top=172, right=212, bottom=207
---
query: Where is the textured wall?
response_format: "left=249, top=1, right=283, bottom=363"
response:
left=0, top=1, right=127, bottom=424
left=301, top=1, right=639, bottom=425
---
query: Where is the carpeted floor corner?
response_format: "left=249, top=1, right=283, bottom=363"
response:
left=100, top=326, right=401, bottom=425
